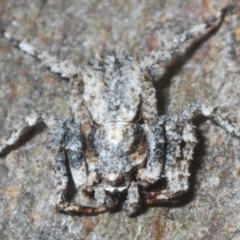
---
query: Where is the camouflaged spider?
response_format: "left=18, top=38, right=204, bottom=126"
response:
left=0, top=5, right=239, bottom=216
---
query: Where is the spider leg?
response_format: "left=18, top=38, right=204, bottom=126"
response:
left=123, top=182, right=141, bottom=216
left=57, top=184, right=115, bottom=214
left=0, top=28, right=78, bottom=79
left=49, top=118, right=107, bottom=215
left=61, top=119, right=88, bottom=189
left=141, top=116, right=197, bottom=204
left=182, top=102, right=240, bottom=138
left=0, top=27, right=91, bottom=135
left=69, top=76, right=92, bottom=136
left=56, top=203, right=106, bottom=214
left=0, top=111, right=47, bottom=157
left=0, top=112, right=106, bottom=214
left=163, top=5, right=236, bottom=53
left=140, top=5, right=238, bottom=121
left=0, top=110, right=65, bottom=157
left=142, top=101, right=240, bottom=205
left=140, top=4, right=237, bottom=69
left=136, top=117, right=166, bottom=186
left=139, top=72, right=158, bottom=125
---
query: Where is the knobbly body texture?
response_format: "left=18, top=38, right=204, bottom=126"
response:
left=0, top=5, right=239, bottom=240
left=0, top=5, right=240, bottom=217
left=0, top=0, right=240, bottom=240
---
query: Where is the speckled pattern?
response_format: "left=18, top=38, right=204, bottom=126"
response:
left=0, top=0, right=240, bottom=239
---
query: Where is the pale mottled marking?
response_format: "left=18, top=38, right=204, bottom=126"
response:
left=0, top=5, right=239, bottom=216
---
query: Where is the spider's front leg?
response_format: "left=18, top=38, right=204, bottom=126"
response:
left=138, top=116, right=197, bottom=205
left=141, top=102, right=240, bottom=205
left=136, top=117, right=166, bottom=187
left=50, top=119, right=107, bottom=215
left=0, top=112, right=107, bottom=214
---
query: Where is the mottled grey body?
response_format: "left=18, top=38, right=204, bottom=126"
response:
left=0, top=5, right=239, bottom=216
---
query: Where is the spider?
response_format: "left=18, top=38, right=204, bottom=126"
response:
left=0, top=5, right=239, bottom=216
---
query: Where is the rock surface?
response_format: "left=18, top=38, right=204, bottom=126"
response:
left=0, top=0, right=240, bottom=239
